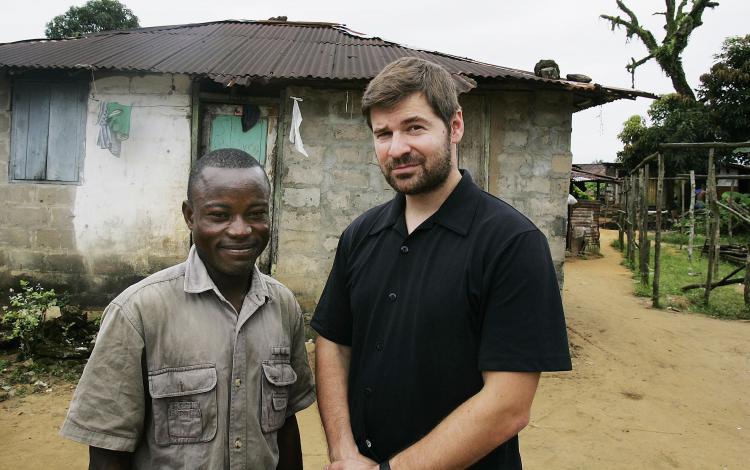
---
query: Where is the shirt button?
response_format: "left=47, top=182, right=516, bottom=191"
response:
left=234, top=438, right=242, bottom=449
left=234, top=378, right=241, bottom=387
left=365, top=439, right=372, bottom=448
left=388, top=292, right=397, bottom=301
left=375, top=342, right=383, bottom=351
left=400, top=245, right=409, bottom=254
left=364, top=387, right=373, bottom=396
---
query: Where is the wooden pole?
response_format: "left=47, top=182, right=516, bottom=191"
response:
left=628, top=174, right=636, bottom=267
left=680, top=179, right=686, bottom=247
left=640, top=165, right=650, bottom=286
left=688, top=171, right=696, bottom=267
left=728, top=180, right=734, bottom=241
left=745, top=244, right=750, bottom=308
left=653, top=154, right=664, bottom=308
left=705, top=148, right=718, bottom=305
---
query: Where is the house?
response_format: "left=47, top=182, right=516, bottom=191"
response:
left=0, top=20, right=654, bottom=309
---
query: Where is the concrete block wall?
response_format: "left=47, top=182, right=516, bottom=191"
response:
left=488, top=90, right=573, bottom=284
left=0, top=72, right=192, bottom=304
left=273, top=86, right=393, bottom=310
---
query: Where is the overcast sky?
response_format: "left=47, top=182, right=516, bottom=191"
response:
left=1, top=0, right=747, bottom=163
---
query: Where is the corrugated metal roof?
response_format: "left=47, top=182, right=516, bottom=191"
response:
left=0, top=20, right=656, bottom=104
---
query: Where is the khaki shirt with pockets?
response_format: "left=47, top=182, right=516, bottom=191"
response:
left=61, top=246, right=316, bottom=469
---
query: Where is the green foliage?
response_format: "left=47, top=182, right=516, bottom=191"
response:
left=45, top=0, right=139, bottom=39
left=617, top=34, right=750, bottom=172
left=626, top=238, right=749, bottom=319
left=699, top=34, right=750, bottom=149
left=1, top=281, right=61, bottom=358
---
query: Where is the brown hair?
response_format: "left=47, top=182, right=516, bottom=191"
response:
left=361, top=57, right=459, bottom=129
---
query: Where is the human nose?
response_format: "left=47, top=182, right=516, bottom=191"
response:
left=226, top=216, right=252, bottom=237
left=387, top=131, right=411, bottom=158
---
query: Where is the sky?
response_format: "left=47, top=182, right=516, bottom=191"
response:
left=1, top=0, right=747, bottom=163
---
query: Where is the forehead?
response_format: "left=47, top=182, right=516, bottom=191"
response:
left=193, top=166, right=269, bottom=200
left=370, top=93, right=441, bottom=129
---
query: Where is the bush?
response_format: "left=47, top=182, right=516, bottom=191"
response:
left=1, top=281, right=62, bottom=359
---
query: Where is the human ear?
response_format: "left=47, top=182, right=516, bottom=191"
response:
left=450, top=109, right=464, bottom=144
left=182, top=200, right=195, bottom=230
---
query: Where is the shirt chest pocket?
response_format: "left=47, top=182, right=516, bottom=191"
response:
left=260, top=352, right=297, bottom=433
left=148, top=364, right=218, bottom=446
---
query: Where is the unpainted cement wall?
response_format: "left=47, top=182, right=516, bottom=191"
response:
left=272, top=86, right=572, bottom=310
left=0, top=72, right=191, bottom=304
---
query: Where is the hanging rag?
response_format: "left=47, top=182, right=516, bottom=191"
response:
left=97, top=101, right=132, bottom=157
left=289, top=97, right=309, bottom=157
left=241, top=104, right=261, bottom=132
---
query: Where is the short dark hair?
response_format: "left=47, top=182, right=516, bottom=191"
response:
left=361, top=57, right=460, bottom=129
left=187, top=148, right=268, bottom=201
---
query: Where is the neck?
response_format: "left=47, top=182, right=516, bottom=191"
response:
left=404, top=168, right=462, bottom=234
left=202, top=259, right=254, bottom=313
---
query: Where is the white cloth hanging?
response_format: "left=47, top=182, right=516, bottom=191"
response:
left=289, top=97, right=309, bottom=157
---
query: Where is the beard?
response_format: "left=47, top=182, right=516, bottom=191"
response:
left=382, top=139, right=452, bottom=195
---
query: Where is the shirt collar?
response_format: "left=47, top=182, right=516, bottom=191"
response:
left=183, top=245, right=271, bottom=302
left=369, top=170, right=481, bottom=237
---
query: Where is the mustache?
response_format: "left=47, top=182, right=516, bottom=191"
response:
left=387, top=153, right=424, bottom=170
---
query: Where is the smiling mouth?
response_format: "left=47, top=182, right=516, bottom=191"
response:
left=220, top=245, right=256, bottom=255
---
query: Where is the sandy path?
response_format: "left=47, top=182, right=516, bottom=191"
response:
left=1, top=229, right=748, bottom=469
left=523, top=230, right=749, bottom=469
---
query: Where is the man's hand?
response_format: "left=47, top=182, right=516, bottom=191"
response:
left=325, top=454, right=378, bottom=470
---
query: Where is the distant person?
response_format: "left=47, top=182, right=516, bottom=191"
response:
left=61, top=149, right=315, bottom=469
left=312, top=57, right=571, bottom=470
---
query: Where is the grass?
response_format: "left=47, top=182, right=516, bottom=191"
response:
left=618, top=230, right=750, bottom=320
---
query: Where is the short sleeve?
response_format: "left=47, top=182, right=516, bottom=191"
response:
left=478, top=230, right=572, bottom=372
left=310, top=232, right=353, bottom=345
left=286, top=300, right=316, bottom=416
left=60, top=302, right=146, bottom=451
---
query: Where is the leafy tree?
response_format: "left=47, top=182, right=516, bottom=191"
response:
left=45, top=0, right=139, bottom=39
left=618, top=94, right=714, bottom=173
left=617, top=35, right=750, bottom=172
left=699, top=34, right=750, bottom=142
left=601, top=0, right=719, bottom=99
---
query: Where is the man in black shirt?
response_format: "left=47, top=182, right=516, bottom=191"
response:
left=311, top=57, right=571, bottom=470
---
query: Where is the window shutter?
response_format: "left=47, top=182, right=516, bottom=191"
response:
left=47, top=82, right=87, bottom=182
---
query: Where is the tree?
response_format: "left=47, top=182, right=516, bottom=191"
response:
left=617, top=94, right=714, bottom=173
left=601, top=0, right=719, bottom=99
left=45, top=0, right=139, bottom=39
left=698, top=34, right=750, bottom=143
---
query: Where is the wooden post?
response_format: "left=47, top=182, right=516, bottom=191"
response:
left=653, top=154, right=664, bottom=308
left=745, top=244, right=750, bottom=308
left=728, top=180, right=734, bottom=241
left=640, top=165, right=650, bottom=286
left=628, top=174, right=636, bottom=267
left=705, top=148, right=719, bottom=305
left=618, top=181, right=625, bottom=251
left=680, top=179, right=686, bottom=248
left=688, top=171, right=696, bottom=266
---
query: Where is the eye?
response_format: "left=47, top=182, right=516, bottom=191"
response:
left=407, top=124, right=425, bottom=133
left=374, top=131, right=391, bottom=141
left=247, top=210, right=268, bottom=220
left=207, top=211, right=229, bottom=220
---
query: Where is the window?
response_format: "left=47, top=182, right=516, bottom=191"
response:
left=10, top=80, right=88, bottom=182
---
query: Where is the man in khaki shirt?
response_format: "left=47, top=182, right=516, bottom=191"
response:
left=61, top=148, right=315, bottom=469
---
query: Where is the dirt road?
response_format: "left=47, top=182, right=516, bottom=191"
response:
left=1, top=229, right=748, bottom=469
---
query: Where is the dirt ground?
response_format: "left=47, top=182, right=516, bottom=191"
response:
left=1, top=229, right=748, bottom=469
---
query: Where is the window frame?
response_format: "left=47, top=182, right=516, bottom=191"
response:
left=9, top=78, right=88, bottom=185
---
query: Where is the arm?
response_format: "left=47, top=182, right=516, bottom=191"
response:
left=329, top=371, right=539, bottom=470
left=276, top=415, right=302, bottom=470
left=88, top=446, right=131, bottom=470
left=315, top=335, right=375, bottom=466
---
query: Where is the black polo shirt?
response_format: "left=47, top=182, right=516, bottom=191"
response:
left=311, top=171, right=571, bottom=469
